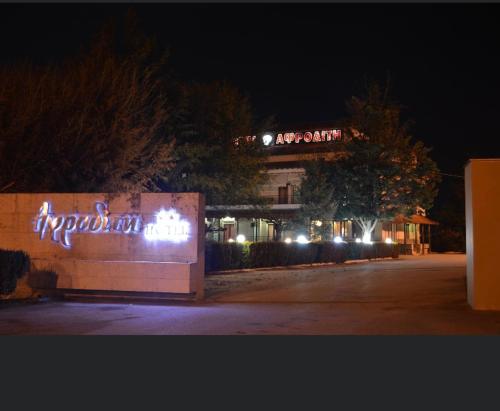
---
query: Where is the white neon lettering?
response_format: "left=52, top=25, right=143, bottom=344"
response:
left=33, top=202, right=143, bottom=249
left=263, top=129, right=342, bottom=145
left=143, top=209, right=190, bottom=243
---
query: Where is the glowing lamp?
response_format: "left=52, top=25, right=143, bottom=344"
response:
left=334, top=236, right=343, bottom=243
left=236, top=234, right=246, bottom=243
left=362, top=233, right=373, bottom=244
left=296, top=235, right=309, bottom=244
left=385, top=238, right=393, bottom=244
left=355, top=238, right=362, bottom=243
left=262, top=134, right=273, bottom=146
left=284, top=237, right=292, bottom=244
left=228, top=238, right=235, bottom=243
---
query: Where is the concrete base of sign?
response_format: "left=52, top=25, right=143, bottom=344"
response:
left=465, top=159, right=500, bottom=310
left=32, top=258, right=200, bottom=294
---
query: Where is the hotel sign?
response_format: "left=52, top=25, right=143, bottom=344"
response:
left=33, top=201, right=190, bottom=249
left=237, top=129, right=342, bottom=147
left=273, top=129, right=342, bottom=145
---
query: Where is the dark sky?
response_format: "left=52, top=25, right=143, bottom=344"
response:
left=2, top=3, right=500, bottom=175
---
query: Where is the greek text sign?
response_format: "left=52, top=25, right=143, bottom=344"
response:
left=274, top=129, right=342, bottom=145
left=236, top=129, right=342, bottom=147
left=33, top=201, right=190, bottom=248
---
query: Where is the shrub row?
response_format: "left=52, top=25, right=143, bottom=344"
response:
left=0, top=249, right=31, bottom=294
left=205, top=241, right=398, bottom=273
left=346, top=242, right=400, bottom=260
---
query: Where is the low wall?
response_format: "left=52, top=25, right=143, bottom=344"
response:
left=0, top=193, right=205, bottom=298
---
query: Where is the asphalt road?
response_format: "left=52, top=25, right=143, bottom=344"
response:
left=2, top=253, right=500, bottom=335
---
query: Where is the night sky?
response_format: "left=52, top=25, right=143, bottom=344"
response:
left=2, top=3, right=500, bottom=176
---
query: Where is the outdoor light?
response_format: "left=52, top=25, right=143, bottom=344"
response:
left=284, top=237, right=292, bottom=244
left=362, top=233, right=373, bottom=244
left=334, top=236, right=343, bottom=243
left=385, top=238, right=393, bottom=244
left=314, top=220, right=322, bottom=227
left=296, top=235, right=309, bottom=244
left=262, top=134, right=273, bottom=146
left=355, top=238, right=362, bottom=243
left=236, top=234, right=246, bottom=243
left=228, top=238, right=235, bottom=243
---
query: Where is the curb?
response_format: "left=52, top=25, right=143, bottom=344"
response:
left=205, top=257, right=398, bottom=276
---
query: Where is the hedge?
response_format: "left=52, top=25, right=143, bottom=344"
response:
left=205, top=241, right=249, bottom=272
left=205, top=241, right=398, bottom=272
left=346, top=242, right=399, bottom=260
left=0, top=249, right=31, bottom=295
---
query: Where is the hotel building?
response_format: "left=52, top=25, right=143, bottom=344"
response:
left=205, top=126, right=437, bottom=255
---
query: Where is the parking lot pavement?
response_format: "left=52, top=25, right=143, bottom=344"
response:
left=2, top=253, right=500, bottom=334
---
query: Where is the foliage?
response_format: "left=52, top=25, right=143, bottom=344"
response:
left=205, top=241, right=247, bottom=272
left=316, top=242, right=348, bottom=263
left=301, top=80, right=441, bottom=240
left=429, top=178, right=465, bottom=252
left=204, top=240, right=397, bottom=272
left=162, top=81, right=274, bottom=206
left=0, top=249, right=31, bottom=295
left=346, top=242, right=399, bottom=260
left=248, top=242, right=321, bottom=268
left=0, top=12, right=174, bottom=193
left=297, top=158, right=340, bottom=239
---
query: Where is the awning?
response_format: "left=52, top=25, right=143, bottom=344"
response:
left=392, top=214, right=439, bottom=225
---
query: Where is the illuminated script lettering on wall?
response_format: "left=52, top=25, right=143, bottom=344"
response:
left=33, top=202, right=191, bottom=248
left=34, top=202, right=143, bottom=248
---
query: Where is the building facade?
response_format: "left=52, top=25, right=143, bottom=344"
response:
left=206, top=126, right=437, bottom=255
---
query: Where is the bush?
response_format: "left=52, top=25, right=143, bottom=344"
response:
left=205, top=241, right=348, bottom=272
left=248, top=241, right=290, bottom=268
left=204, top=240, right=397, bottom=273
left=431, top=227, right=465, bottom=253
left=316, top=242, right=347, bottom=264
left=0, top=249, right=31, bottom=295
left=247, top=242, right=323, bottom=268
left=346, top=242, right=399, bottom=260
left=205, top=241, right=247, bottom=272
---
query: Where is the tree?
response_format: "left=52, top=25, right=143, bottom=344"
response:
left=297, top=158, right=341, bottom=240
left=258, top=212, right=295, bottom=241
left=0, top=12, right=174, bottom=193
left=333, top=80, right=441, bottom=241
left=296, top=80, right=440, bottom=242
left=429, top=178, right=465, bottom=252
left=162, top=80, right=274, bottom=206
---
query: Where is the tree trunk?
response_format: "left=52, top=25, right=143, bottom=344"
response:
left=275, top=224, right=282, bottom=241
left=354, top=218, right=379, bottom=242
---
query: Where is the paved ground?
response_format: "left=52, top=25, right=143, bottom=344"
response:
left=2, top=253, right=500, bottom=335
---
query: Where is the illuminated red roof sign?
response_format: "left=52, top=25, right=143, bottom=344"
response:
left=274, top=129, right=341, bottom=145
left=235, top=129, right=342, bottom=146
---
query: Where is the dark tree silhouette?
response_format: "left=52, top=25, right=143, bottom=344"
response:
left=0, top=12, right=174, bottom=193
